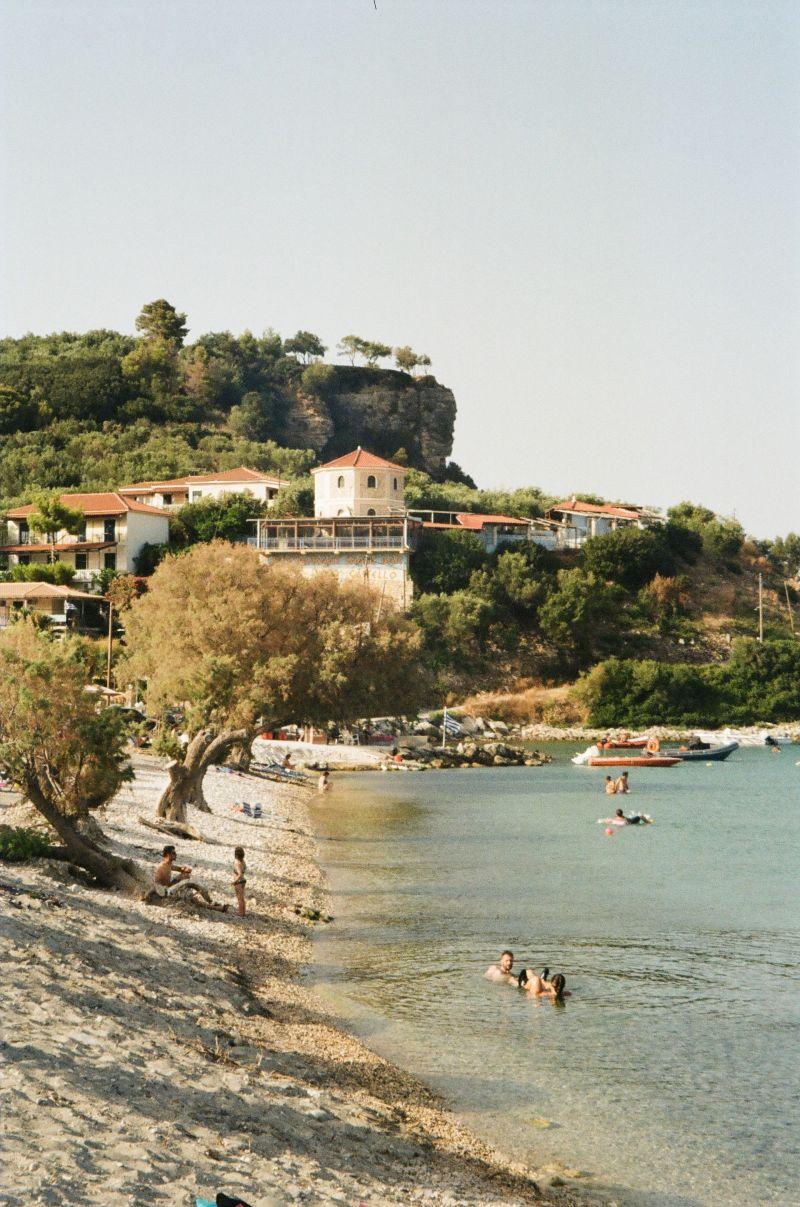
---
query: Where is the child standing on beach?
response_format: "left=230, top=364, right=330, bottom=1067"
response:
left=233, top=846, right=247, bottom=917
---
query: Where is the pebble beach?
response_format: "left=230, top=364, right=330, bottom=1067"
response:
left=0, top=755, right=604, bottom=1207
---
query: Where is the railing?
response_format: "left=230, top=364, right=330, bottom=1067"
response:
left=255, top=534, right=408, bottom=552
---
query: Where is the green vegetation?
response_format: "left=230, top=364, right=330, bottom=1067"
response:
left=411, top=503, right=799, bottom=723
left=577, top=640, right=800, bottom=727
left=0, top=826, right=53, bottom=862
left=0, top=621, right=138, bottom=889
left=120, top=542, right=425, bottom=821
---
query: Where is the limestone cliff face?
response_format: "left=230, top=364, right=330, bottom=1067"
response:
left=280, top=366, right=456, bottom=476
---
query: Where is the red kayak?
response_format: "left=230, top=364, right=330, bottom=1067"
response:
left=587, top=756, right=681, bottom=767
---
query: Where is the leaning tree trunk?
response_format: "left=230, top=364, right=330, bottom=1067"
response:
left=26, top=782, right=144, bottom=894
left=156, top=726, right=254, bottom=823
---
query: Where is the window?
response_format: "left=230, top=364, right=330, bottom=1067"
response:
left=367, top=475, right=377, bottom=489
left=18, top=554, right=30, bottom=566
left=393, top=477, right=398, bottom=490
left=18, top=523, right=29, bottom=545
left=162, top=493, right=172, bottom=505
left=74, top=553, right=87, bottom=571
left=104, top=518, right=116, bottom=542
left=104, top=552, right=117, bottom=571
left=367, top=508, right=376, bottom=516
left=337, top=475, right=345, bottom=489
left=77, top=524, right=87, bottom=542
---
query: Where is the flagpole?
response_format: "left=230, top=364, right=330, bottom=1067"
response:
left=442, top=705, right=447, bottom=750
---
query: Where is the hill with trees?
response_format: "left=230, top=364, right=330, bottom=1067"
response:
left=0, top=299, right=456, bottom=511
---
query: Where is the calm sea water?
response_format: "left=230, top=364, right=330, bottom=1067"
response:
left=310, top=745, right=800, bottom=1205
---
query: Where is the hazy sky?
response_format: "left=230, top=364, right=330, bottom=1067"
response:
left=1, top=0, right=798, bottom=536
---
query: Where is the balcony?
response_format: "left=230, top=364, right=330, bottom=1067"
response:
left=251, top=516, right=420, bottom=554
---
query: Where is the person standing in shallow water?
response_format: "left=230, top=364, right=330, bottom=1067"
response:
left=233, top=846, right=247, bottom=917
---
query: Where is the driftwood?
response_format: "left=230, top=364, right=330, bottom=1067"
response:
left=137, top=816, right=205, bottom=842
left=142, top=880, right=228, bottom=911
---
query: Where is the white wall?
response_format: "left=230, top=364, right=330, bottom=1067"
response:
left=314, top=467, right=405, bottom=517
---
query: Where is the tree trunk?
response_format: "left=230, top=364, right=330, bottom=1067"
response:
left=25, top=782, right=144, bottom=894
left=156, top=727, right=254, bottom=823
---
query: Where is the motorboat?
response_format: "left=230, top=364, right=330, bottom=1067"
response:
left=670, top=741, right=739, bottom=762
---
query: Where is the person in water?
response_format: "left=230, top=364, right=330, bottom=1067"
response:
left=518, top=969, right=570, bottom=1000
left=604, top=775, right=617, bottom=795
left=615, top=772, right=630, bottom=794
left=484, top=950, right=516, bottom=983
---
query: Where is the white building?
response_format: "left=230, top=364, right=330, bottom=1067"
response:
left=545, top=499, right=665, bottom=543
left=252, top=449, right=418, bottom=609
left=311, top=448, right=407, bottom=518
left=1, top=492, right=170, bottom=584
left=119, top=466, right=286, bottom=510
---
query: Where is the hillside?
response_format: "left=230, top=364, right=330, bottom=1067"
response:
left=408, top=515, right=800, bottom=726
left=0, top=300, right=456, bottom=505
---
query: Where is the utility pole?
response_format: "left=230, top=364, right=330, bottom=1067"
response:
left=106, top=601, right=114, bottom=689
left=441, top=705, right=447, bottom=751
left=757, top=573, right=763, bottom=643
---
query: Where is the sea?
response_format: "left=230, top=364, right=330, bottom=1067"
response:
left=310, top=744, right=800, bottom=1205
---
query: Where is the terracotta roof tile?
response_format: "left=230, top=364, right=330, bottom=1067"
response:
left=119, top=467, right=285, bottom=492
left=6, top=492, right=169, bottom=519
left=312, top=448, right=408, bottom=473
left=455, top=512, right=531, bottom=530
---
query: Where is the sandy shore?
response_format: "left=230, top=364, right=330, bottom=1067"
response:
left=1, top=757, right=613, bottom=1206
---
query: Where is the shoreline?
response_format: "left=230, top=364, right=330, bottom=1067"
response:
left=0, top=754, right=616, bottom=1205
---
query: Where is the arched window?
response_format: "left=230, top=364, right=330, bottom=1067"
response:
left=367, top=475, right=377, bottom=489
left=393, top=477, right=398, bottom=490
left=367, top=508, right=376, bottom=516
left=337, top=475, right=345, bottom=489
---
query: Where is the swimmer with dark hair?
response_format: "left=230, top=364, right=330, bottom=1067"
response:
left=517, top=968, right=570, bottom=1000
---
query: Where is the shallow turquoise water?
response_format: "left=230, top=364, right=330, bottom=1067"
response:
left=311, top=746, right=800, bottom=1205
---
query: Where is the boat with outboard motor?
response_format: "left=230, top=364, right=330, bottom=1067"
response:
left=670, top=740, right=739, bottom=762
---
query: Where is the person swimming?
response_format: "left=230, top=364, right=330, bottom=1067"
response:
left=604, top=775, right=617, bottom=795
left=598, top=809, right=653, bottom=826
left=484, top=950, right=516, bottom=983
left=517, top=969, right=570, bottom=1000
left=615, top=772, right=630, bottom=794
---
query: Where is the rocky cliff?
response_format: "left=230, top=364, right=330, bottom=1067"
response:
left=281, top=366, right=456, bottom=476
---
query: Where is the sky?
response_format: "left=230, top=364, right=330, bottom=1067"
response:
left=1, top=0, right=798, bottom=537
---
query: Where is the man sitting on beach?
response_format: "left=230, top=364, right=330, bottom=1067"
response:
left=484, top=950, right=516, bottom=983
left=154, top=845, right=192, bottom=889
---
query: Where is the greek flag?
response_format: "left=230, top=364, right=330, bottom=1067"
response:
left=442, top=708, right=463, bottom=736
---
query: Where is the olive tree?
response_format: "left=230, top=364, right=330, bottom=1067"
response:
left=121, top=542, right=424, bottom=822
left=0, top=620, right=140, bottom=891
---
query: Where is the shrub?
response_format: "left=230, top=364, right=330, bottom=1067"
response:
left=580, top=526, right=675, bottom=590
left=0, top=826, right=53, bottom=862
left=411, top=530, right=489, bottom=595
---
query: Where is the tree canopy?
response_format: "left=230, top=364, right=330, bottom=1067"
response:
left=120, top=543, right=424, bottom=818
left=0, top=621, right=138, bottom=888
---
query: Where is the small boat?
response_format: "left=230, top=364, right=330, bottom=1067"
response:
left=670, top=741, right=739, bottom=762
left=603, top=738, right=648, bottom=749
left=584, top=756, right=681, bottom=768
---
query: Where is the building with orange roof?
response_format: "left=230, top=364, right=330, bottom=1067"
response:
left=252, top=448, right=417, bottom=609
left=545, top=497, right=665, bottom=542
left=119, top=466, right=286, bottom=510
left=1, top=492, right=170, bottom=585
left=310, top=446, right=407, bottom=518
